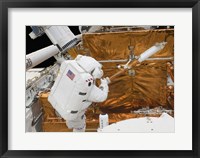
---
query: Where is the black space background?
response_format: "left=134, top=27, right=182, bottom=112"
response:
left=26, top=26, right=80, bottom=68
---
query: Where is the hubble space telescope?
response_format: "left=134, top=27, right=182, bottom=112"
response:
left=26, top=26, right=174, bottom=132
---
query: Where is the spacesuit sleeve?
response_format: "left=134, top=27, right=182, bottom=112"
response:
left=87, top=84, right=109, bottom=102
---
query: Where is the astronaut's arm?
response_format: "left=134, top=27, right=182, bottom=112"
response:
left=87, top=79, right=109, bottom=102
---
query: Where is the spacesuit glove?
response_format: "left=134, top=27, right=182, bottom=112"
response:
left=100, top=77, right=110, bottom=85
left=99, top=78, right=109, bottom=92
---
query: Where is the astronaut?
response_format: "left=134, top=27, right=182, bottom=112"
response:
left=48, top=55, right=109, bottom=132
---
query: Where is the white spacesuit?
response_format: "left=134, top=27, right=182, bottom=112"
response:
left=48, top=55, right=109, bottom=132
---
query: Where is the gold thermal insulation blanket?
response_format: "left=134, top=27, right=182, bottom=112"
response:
left=69, top=29, right=174, bottom=59
left=39, top=92, right=162, bottom=132
left=68, top=29, right=174, bottom=112
left=100, top=61, right=168, bottom=113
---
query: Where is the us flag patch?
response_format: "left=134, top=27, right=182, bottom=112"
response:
left=66, top=70, right=75, bottom=80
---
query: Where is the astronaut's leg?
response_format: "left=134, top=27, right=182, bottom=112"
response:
left=66, top=111, right=86, bottom=132
left=73, top=114, right=86, bottom=132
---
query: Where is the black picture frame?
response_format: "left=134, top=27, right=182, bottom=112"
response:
left=0, top=0, right=199, bottom=158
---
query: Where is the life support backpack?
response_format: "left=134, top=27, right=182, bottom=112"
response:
left=48, top=60, right=94, bottom=120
